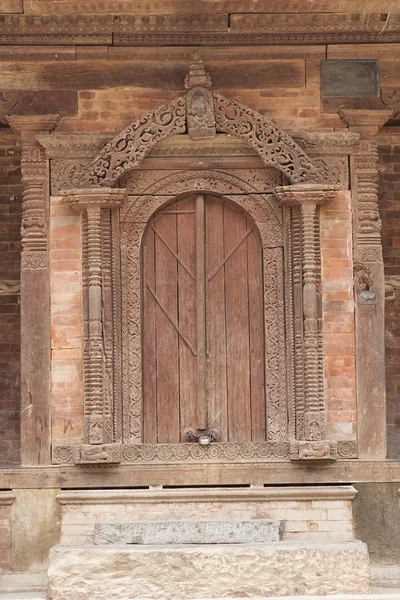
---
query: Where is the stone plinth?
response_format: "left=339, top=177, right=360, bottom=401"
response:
left=94, top=519, right=284, bottom=545
left=47, top=541, right=371, bottom=600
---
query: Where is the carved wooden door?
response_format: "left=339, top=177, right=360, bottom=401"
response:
left=142, top=193, right=265, bottom=444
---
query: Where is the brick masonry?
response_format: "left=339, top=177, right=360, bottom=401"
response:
left=57, top=490, right=355, bottom=546
left=0, top=130, right=21, bottom=465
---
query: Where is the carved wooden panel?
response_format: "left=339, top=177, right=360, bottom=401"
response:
left=52, top=439, right=358, bottom=466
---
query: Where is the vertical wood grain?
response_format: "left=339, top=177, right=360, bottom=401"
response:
left=224, top=201, right=251, bottom=442
left=177, top=196, right=197, bottom=439
left=206, top=197, right=228, bottom=441
left=143, top=224, right=157, bottom=444
left=155, top=207, right=180, bottom=443
left=247, top=226, right=266, bottom=441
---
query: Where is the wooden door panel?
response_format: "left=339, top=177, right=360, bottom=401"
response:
left=247, top=228, right=266, bottom=441
left=154, top=209, right=180, bottom=443
left=143, top=194, right=265, bottom=445
left=177, top=198, right=197, bottom=438
left=143, top=226, right=157, bottom=444
left=223, top=203, right=252, bottom=442
left=206, top=198, right=228, bottom=441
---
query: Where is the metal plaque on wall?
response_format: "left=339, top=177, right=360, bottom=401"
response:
left=321, top=60, right=379, bottom=98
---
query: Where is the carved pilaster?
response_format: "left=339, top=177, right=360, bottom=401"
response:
left=339, top=109, right=392, bottom=460
left=7, top=114, right=60, bottom=466
left=274, top=184, right=339, bottom=460
left=63, top=188, right=126, bottom=449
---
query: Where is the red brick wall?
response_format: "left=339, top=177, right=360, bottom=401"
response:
left=379, top=135, right=400, bottom=459
left=0, top=130, right=22, bottom=465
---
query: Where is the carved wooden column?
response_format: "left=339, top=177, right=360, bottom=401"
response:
left=63, top=189, right=126, bottom=460
left=7, top=115, right=60, bottom=465
left=339, top=109, right=392, bottom=459
left=274, top=184, right=339, bottom=460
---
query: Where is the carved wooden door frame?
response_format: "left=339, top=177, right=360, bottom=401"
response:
left=51, top=74, right=357, bottom=466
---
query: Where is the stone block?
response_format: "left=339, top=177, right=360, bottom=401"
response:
left=47, top=541, right=371, bottom=600
left=94, top=519, right=284, bottom=545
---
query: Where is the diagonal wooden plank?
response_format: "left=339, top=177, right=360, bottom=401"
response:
left=151, top=223, right=195, bottom=280
left=146, top=283, right=197, bottom=357
left=208, top=225, right=254, bottom=282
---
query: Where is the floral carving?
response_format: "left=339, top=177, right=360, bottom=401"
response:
left=85, top=93, right=319, bottom=188
left=88, top=97, right=187, bottom=186
left=21, top=250, right=47, bottom=270
left=213, top=94, right=322, bottom=184
left=51, top=160, right=91, bottom=192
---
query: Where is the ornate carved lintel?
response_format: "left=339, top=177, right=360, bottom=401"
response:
left=290, top=440, right=338, bottom=461
left=51, top=439, right=357, bottom=465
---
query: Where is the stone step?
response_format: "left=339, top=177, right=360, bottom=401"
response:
left=94, top=519, right=284, bottom=545
left=48, top=541, right=371, bottom=600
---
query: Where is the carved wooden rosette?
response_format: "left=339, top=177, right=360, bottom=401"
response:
left=274, top=184, right=340, bottom=461
left=339, top=109, right=392, bottom=460
left=6, top=114, right=60, bottom=466
left=63, top=188, right=126, bottom=450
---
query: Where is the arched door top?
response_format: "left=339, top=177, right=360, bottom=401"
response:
left=86, top=53, right=322, bottom=188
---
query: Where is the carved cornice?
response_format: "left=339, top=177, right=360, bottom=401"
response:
left=339, top=109, right=393, bottom=138
left=0, top=491, right=16, bottom=506
left=0, top=13, right=227, bottom=34
left=1, top=13, right=400, bottom=45
left=274, top=184, right=340, bottom=206
left=38, top=133, right=113, bottom=159
left=7, top=114, right=60, bottom=135
left=291, top=132, right=360, bottom=156
left=114, top=31, right=400, bottom=47
left=230, top=12, right=400, bottom=34
left=56, top=485, right=358, bottom=504
left=62, top=188, right=127, bottom=211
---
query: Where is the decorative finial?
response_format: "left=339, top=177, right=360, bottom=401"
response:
left=184, top=51, right=212, bottom=90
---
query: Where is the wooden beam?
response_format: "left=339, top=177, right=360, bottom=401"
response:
left=1, top=461, right=400, bottom=489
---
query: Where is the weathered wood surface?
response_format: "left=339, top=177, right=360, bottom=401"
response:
left=0, top=60, right=305, bottom=90
left=178, top=198, right=197, bottom=438
left=0, top=0, right=22, bottom=11
left=1, top=462, right=400, bottom=489
left=21, top=0, right=400, bottom=14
